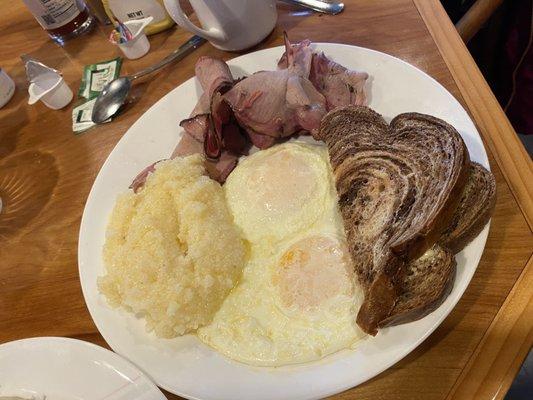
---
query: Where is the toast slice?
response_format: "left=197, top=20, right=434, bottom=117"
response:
left=378, top=244, right=456, bottom=328
left=370, top=164, right=494, bottom=328
left=319, top=106, right=469, bottom=334
left=440, top=162, right=496, bottom=253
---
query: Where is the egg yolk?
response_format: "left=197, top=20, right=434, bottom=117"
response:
left=243, top=149, right=318, bottom=225
left=274, top=236, right=354, bottom=309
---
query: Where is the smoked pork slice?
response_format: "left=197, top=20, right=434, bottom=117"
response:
left=224, top=34, right=326, bottom=138
left=278, top=37, right=369, bottom=110
left=309, top=52, right=368, bottom=110
left=174, top=56, right=247, bottom=181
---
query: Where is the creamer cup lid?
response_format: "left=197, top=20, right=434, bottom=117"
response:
left=21, top=54, right=61, bottom=84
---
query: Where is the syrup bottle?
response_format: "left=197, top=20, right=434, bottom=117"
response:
left=22, top=0, right=96, bottom=45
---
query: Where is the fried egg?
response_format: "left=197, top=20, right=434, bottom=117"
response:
left=223, top=142, right=330, bottom=245
left=197, top=142, right=366, bottom=366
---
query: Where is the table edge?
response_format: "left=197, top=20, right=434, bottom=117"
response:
left=412, top=1, right=533, bottom=398
left=446, top=255, right=533, bottom=400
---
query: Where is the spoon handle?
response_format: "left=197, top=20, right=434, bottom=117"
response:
left=281, top=0, right=344, bottom=14
left=130, top=35, right=206, bottom=81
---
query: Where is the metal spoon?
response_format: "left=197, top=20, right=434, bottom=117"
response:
left=282, top=0, right=344, bottom=15
left=92, top=35, right=206, bottom=124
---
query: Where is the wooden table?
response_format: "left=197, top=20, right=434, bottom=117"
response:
left=1, top=1, right=532, bottom=399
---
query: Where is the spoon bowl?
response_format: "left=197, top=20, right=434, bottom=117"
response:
left=92, top=77, right=132, bottom=124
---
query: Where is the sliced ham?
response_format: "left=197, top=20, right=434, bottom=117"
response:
left=131, top=35, right=371, bottom=189
left=207, top=91, right=229, bottom=158
left=309, top=52, right=369, bottom=109
left=130, top=160, right=162, bottom=193
left=224, top=35, right=326, bottom=139
left=278, top=37, right=369, bottom=110
left=179, top=113, right=209, bottom=142
left=286, top=74, right=326, bottom=133
left=181, top=56, right=234, bottom=143
left=222, top=122, right=249, bottom=155
left=277, top=36, right=313, bottom=77
left=224, top=70, right=293, bottom=137
left=172, top=132, right=238, bottom=183
left=205, top=152, right=238, bottom=183
left=172, top=56, right=246, bottom=182
left=183, top=56, right=248, bottom=161
left=246, top=127, right=278, bottom=149
left=195, top=55, right=233, bottom=97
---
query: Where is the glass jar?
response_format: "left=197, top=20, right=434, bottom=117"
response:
left=22, top=0, right=96, bottom=45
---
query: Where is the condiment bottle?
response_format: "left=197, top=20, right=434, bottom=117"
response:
left=22, top=0, right=96, bottom=45
left=102, top=0, right=174, bottom=35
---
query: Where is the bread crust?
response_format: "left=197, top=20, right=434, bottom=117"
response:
left=440, top=162, right=496, bottom=253
left=378, top=245, right=456, bottom=328
left=355, top=255, right=403, bottom=335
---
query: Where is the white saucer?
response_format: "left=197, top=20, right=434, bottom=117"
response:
left=0, top=337, right=165, bottom=400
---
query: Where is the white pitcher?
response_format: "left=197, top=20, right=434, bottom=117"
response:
left=163, top=0, right=277, bottom=51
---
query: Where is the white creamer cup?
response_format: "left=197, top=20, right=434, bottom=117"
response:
left=28, top=71, right=73, bottom=110
left=116, top=18, right=152, bottom=60
left=0, top=68, right=15, bottom=109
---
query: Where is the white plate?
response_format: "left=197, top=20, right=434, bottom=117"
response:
left=0, top=337, right=165, bottom=400
left=79, top=44, right=490, bottom=400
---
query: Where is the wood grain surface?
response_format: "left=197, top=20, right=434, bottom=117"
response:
left=0, top=1, right=531, bottom=400
left=446, top=255, right=533, bottom=400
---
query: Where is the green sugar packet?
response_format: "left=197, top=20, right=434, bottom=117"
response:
left=78, top=57, right=122, bottom=100
left=72, top=98, right=100, bottom=134
left=73, top=57, right=122, bottom=134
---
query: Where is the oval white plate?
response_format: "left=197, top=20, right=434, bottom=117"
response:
left=79, top=44, right=490, bottom=400
left=0, top=337, right=165, bottom=400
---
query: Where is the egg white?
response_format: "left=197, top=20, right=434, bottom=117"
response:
left=198, top=142, right=366, bottom=366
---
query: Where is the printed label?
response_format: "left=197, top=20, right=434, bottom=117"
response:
left=23, top=0, right=83, bottom=30
left=109, top=0, right=166, bottom=24
left=89, top=62, right=117, bottom=93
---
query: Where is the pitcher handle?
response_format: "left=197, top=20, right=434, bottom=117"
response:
left=163, top=0, right=227, bottom=42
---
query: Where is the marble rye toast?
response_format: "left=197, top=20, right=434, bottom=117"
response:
left=379, top=244, right=456, bottom=328
left=440, top=162, right=496, bottom=253
left=380, top=162, right=495, bottom=328
left=318, top=106, right=470, bottom=335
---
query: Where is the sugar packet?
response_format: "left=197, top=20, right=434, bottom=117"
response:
left=72, top=98, right=100, bottom=133
left=73, top=57, right=122, bottom=133
left=78, top=57, right=122, bottom=100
